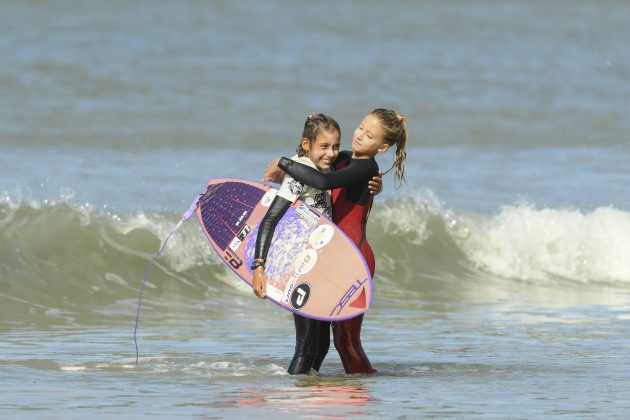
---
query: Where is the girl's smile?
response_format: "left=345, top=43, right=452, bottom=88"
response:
left=303, top=128, right=341, bottom=169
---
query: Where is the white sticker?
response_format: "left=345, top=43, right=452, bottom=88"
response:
left=296, top=204, right=320, bottom=225
left=266, top=285, right=283, bottom=302
left=229, top=237, right=242, bottom=251
left=282, top=249, right=319, bottom=303
left=261, top=190, right=278, bottom=207
left=308, top=225, right=334, bottom=249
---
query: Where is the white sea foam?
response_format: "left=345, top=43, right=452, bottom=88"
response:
left=458, top=205, right=630, bottom=284
left=372, top=191, right=630, bottom=285
left=374, top=189, right=444, bottom=245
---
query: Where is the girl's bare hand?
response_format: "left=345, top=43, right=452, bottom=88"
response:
left=252, top=267, right=267, bottom=299
left=262, top=158, right=284, bottom=183
left=368, top=171, right=384, bottom=195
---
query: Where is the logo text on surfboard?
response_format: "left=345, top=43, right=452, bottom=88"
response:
left=296, top=204, right=320, bottom=226
left=329, top=278, right=368, bottom=317
left=291, top=283, right=311, bottom=309
left=235, top=210, right=248, bottom=227
left=223, top=247, right=243, bottom=269
left=283, top=249, right=317, bottom=303
left=229, top=224, right=251, bottom=252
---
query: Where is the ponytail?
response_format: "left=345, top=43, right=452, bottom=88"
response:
left=371, top=108, right=408, bottom=188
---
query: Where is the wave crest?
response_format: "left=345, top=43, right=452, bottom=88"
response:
left=1, top=193, right=629, bottom=326
left=370, top=192, right=630, bottom=286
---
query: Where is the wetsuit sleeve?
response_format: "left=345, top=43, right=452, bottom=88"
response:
left=254, top=195, right=291, bottom=262
left=278, top=156, right=375, bottom=190
left=333, top=150, right=352, bottom=166
left=255, top=172, right=307, bottom=261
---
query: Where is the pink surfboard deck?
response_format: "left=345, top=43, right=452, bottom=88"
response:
left=195, top=178, right=373, bottom=321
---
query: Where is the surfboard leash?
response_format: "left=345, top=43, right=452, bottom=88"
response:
left=133, top=194, right=202, bottom=365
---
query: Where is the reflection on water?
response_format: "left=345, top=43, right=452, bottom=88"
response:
left=226, top=377, right=373, bottom=418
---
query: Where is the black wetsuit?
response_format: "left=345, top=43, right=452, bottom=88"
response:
left=279, top=151, right=378, bottom=374
left=254, top=174, right=331, bottom=375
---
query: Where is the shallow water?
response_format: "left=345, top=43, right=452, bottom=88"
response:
left=2, top=0, right=630, bottom=418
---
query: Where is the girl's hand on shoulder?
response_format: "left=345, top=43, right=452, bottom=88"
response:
left=368, top=171, right=384, bottom=195
left=252, top=267, right=267, bottom=299
left=262, top=158, right=284, bottom=184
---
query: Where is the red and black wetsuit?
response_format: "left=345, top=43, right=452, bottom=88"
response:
left=279, top=151, right=378, bottom=374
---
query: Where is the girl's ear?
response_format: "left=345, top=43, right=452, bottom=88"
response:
left=301, top=137, right=311, bottom=153
left=377, top=143, right=390, bottom=154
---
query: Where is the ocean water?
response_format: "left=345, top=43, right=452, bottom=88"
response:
left=2, top=0, right=630, bottom=418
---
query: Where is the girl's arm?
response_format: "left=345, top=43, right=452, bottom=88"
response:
left=251, top=195, right=291, bottom=298
left=254, top=195, right=291, bottom=263
left=262, top=152, right=350, bottom=184
left=252, top=173, right=305, bottom=298
left=278, top=157, right=376, bottom=190
left=264, top=157, right=384, bottom=194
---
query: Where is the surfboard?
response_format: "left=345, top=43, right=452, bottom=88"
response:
left=195, top=178, right=373, bottom=321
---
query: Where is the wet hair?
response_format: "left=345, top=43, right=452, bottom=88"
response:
left=296, top=113, right=341, bottom=157
left=370, top=108, right=408, bottom=188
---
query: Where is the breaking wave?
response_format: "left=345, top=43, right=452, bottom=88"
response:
left=1, top=190, right=629, bottom=326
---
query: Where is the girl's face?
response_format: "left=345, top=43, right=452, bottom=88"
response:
left=302, top=128, right=340, bottom=169
left=352, top=114, right=390, bottom=158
